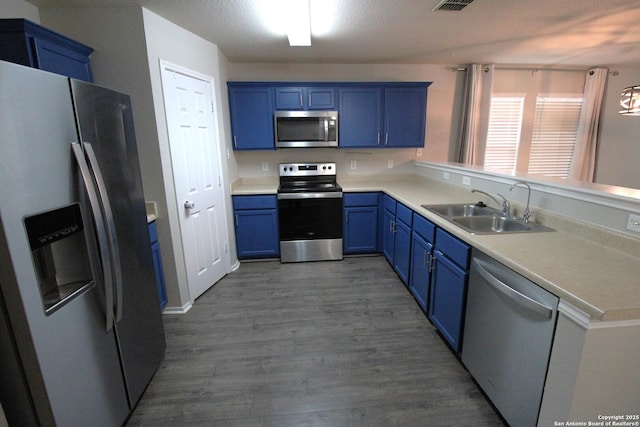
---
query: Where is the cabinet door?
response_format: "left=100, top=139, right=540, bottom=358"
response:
left=429, top=249, right=468, bottom=353
left=393, top=217, right=412, bottom=285
left=410, top=233, right=432, bottom=312
left=338, top=87, right=383, bottom=147
left=275, top=87, right=305, bottom=109
left=31, top=36, right=93, bottom=82
left=384, top=87, right=427, bottom=147
left=344, top=206, right=378, bottom=254
left=381, top=208, right=395, bottom=263
left=234, top=209, right=279, bottom=258
left=307, top=87, right=335, bottom=109
left=228, top=86, right=274, bottom=150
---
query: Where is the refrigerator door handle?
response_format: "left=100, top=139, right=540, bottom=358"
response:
left=84, top=142, right=124, bottom=324
left=71, top=142, right=115, bottom=331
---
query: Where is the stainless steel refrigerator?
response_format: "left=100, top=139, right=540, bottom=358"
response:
left=0, top=60, right=165, bottom=426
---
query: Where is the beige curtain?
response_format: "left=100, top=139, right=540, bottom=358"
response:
left=569, top=67, right=608, bottom=181
left=456, top=64, right=494, bottom=165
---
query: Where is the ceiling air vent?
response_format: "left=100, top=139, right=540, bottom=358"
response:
left=432, top=0, right=474, bottom=11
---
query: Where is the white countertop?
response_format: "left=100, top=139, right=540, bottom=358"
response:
left=231, top=174, right=640, bottom=322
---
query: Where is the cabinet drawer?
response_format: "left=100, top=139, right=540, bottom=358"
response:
left=413, top=213, right=435, bottom=243
left=232, top=195, right=277, bottom=210
left=435, top=228, right=470, bottom=269
left=396, top=203, right=413, bottom=226
left=344, top=192, right=378, bottom=207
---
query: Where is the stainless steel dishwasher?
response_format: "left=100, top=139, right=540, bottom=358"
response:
left=462, top=250, right=559, bottom=427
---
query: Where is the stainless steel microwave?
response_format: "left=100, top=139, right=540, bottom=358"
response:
left=274, top=111, right=338, bottom=148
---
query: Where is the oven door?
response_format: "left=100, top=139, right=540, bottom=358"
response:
left=277, top=193, right=343, bottom=262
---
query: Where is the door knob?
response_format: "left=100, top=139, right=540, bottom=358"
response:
left=184, top=201, right=195, bottom=209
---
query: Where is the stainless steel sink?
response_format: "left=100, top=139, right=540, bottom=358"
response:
left=422, top=203, right=555, bottom=235
left=452, top=215, right=554, bottom=234
left=424, top=203, right=498, bottom=217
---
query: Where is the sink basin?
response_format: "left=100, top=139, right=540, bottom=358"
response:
left=452, top=215, right=555, bottom=235
left=422, top=203, right=554, bottom=235
left=423, top=203, right=498, bottom=217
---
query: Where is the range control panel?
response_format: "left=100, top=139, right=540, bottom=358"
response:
left=279, top=162, right=336, bottom=177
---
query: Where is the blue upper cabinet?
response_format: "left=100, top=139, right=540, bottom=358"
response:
left=339, top=87, right=384, bottom=148
left=275, top=86, right=336, bottom=110
left=228, top=84, right=275, bottom=150
left=0, top=19, right=94, bottom=82
left=339, top=83, right=429, bottom=148
left=228, top=81, right=430, bottom=150
left=384, top=86, right=427, bottom=147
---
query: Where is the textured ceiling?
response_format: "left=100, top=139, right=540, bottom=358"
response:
left=30, top=0, right=640, bottom=66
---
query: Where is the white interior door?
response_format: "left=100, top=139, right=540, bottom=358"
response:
left=160, top=62, right=229, bottom=301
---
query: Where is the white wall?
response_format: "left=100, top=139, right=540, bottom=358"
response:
left=596, top=67, right=640, bottom=189
left=0, top=0, right=39, bottom=22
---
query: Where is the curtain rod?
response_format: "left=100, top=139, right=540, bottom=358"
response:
left=449, top=66, right=619, bottom=76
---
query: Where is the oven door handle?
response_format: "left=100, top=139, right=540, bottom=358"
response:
left=277, top=192, right=343, bottom=200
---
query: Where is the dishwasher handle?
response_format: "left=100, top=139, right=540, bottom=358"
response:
left=472, top=258, right=553, bottom=319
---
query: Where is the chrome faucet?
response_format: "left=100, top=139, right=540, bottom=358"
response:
left=471, top=189, right=510, bottom=217
left=509, top=181, right=533, bottom=223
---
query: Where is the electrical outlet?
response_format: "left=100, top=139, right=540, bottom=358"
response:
left=387, top=160, right=394, bottom=168
left=350, top=160, right=357, bottom=170
left=626, top=214, right=640, bottom=233
left=261, top=162, right=269, bottom=172
left=462, top=176, right=471, bottom=186
left=416, top=148, right=423, bottom=157
left=443, top=172, right=450, bottom=180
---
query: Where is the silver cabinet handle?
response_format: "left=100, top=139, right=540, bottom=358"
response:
left=85, top=142, right=124, bottom=324
left=184, top=201, right=196, bottom=209
left=71, top=142, right=114, bottom=332
left=472, top=258, right=553, bottom=318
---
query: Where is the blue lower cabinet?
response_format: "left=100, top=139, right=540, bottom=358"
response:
left=148, top=221, right=167, bottom=309
left=381, top=194, right=412, bottom=286
left=409, top=232, right=432, bottom=312
left=428, top=229, right=470, bottom=354
left=233, top=195, right=280, bottom=259
left=409, top=214, right=436, bottom=312
left=343, top=192, right=379, bottom=254
left=393, top=211, right=412, bottom=285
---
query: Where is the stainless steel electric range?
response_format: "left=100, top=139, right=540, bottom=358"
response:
left=277, top=162, right=343, bottom=263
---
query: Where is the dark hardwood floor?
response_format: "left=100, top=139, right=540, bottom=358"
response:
left=127, top=256, right=504, bottom=426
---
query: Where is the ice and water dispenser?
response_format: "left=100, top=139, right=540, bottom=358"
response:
left=24, top=203, right=94, bottom=314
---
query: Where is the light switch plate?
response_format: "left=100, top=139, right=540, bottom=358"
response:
left=350, top=160, right=357, bottom=170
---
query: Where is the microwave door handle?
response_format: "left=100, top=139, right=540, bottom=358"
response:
left=324, top=118, right=329, bottom=142
left=84, top=143, right=124, bottom=324
left=71, top=143, right=115, bottom=332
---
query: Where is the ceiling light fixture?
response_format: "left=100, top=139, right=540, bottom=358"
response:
left=286, top=0, right=311, bottom=46
left=619, top=85, right=640, bottom=115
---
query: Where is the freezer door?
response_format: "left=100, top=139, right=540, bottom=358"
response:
left=70, top=79, right=166, bottom=406
left=0, top=61, right=130, bottom=425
